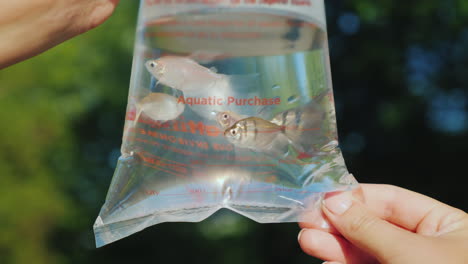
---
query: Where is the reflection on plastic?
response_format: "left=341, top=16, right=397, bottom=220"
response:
left=93, top=0, right=358, bottom=247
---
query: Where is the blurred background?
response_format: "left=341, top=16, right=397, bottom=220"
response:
left=0, top=0, right=467, bottom=263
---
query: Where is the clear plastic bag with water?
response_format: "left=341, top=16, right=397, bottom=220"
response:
left=93, top=0, right=358, bottom=247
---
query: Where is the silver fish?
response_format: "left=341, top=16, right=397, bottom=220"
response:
left=145, top=56, right=260, bottom=121
left=270, top=92, right=331, bottom=153
left=216, top=111, right=245, bottom=129
left=224, top=117, right=291, bottom=156
left=145, top=56, right=224, bottom=94
left=135, top=93, right=185, bottom=123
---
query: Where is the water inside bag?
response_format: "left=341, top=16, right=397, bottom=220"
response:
left=94, top=4, right=358, bottom=247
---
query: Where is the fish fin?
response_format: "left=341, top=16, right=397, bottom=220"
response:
left=255, top=103, right=280, bottom=120
left=264, top=133, right=294, bottom=158
left=287, top=135, right=305, bottom=154
left=287, top=91, right=331, bottom=149
left=150, top=77, right=158, bottom=92
left=283, top=118, right=323, bottom=155
left=188, top=51, right=227, bottom=63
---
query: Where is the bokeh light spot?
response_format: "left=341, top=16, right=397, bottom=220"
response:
left=338, top=12, right=361, bottom=35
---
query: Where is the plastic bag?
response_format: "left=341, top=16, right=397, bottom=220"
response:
left=93, top=0, right=358, bottom=247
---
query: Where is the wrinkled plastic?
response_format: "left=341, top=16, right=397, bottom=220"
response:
left=94, top=0, right=358, bottom=247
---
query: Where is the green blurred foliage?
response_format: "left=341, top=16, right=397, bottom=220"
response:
left=0, top=1, right=137, bottom=263
left=0, top=0, right=467, bottom=264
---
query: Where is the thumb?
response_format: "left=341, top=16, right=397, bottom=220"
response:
left=322, top=191, right=418, bottom=263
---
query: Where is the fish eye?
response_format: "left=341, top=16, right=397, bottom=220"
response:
left=223, top=114, right=228, bottom=119
left=150, top=62, right=156, bottom=68
left=230, top=129, right=236, bottom=135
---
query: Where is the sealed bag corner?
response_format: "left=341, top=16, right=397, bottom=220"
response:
left=94, top=0, right=358, bottom=247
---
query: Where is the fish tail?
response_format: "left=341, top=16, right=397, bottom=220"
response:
left=282, top=106, right=325, bottom=153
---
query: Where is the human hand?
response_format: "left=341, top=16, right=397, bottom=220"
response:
left=0, top=0, right=119, bottom=69
left=298, top=184, right=468, bottom=264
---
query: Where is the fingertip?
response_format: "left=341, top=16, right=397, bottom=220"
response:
left=298, top=228, right=305, bottom=241
left=299, top=210, right=338, bottom=234
left=299, top=228, right=377, bottom=264
left=297, top=229, right=347, bottom=262
left=88, top=0, right=120, bottom=30
left=298, top=229, right=324, bottom=255
left=297, top=228, right=316, bottom=247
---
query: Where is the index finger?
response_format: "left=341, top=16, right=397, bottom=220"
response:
left=300, top=184, right=467, bottom=236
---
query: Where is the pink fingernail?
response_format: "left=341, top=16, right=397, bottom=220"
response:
left=297, top=229, right=306, bottom=241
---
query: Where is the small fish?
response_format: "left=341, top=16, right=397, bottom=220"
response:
left=224, top=117, right=291, bottom=156
left=216, top=111, right=245, bottom=129
left=145, top=56, right=261, bottom=121
left=145, top=56, right=225, bottom=94
left=134, top=93, right=185, bottom=123
left=270, top=92, right=330, bottom=153
left=145, top=56, right=234, bottom=120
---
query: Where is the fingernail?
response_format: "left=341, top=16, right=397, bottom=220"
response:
left=324, top=192, right=352, bottom=215
left=298, top=229, right=306, bottom=241
left=319, top=218, right=330, bottom=229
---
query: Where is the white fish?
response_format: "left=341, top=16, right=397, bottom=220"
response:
left=134, top=93, right=185, bottom=123
left=145, top=56, right=259, bottom=121
left=145, top=56, right=227, bottom=94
